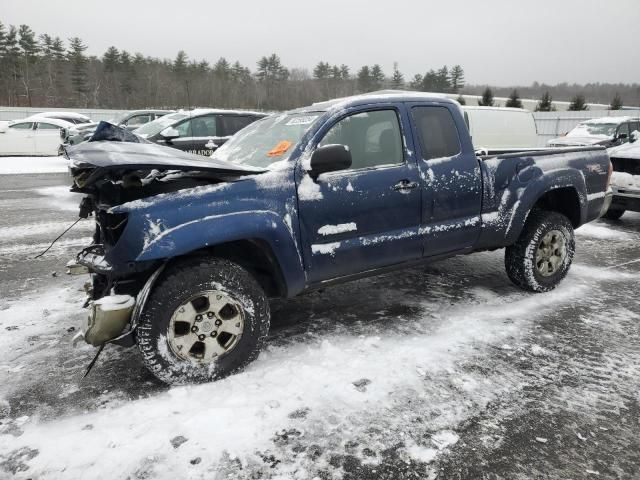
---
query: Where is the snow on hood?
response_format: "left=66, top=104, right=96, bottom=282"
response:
left=608, top=140, right=640, bottom=159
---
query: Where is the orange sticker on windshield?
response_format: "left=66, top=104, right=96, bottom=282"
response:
left=267, top=140, right=292, bottom=157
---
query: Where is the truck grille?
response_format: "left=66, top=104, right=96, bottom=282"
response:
left=611, top=157, right=640, bottom=176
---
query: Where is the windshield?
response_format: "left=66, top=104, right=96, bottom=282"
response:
left=212, top=113, right=321, bottom=168
left=568, top=122, right=617, bottom=138
left=134, top=112, right=188, bottom=137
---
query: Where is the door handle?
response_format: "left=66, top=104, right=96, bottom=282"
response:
left=392, top=180, right=419, bottom=191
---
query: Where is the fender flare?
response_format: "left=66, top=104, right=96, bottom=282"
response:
left=503, top=168, right=586, bottom=245
left=135, top=210, right=305, bottom=296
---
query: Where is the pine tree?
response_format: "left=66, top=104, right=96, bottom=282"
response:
left=256, top=54, right=288, bottom=82
left=456, top=94, right=466, bottom=106
left=173, top=50, right=188, bottom=75
left=213, top=57, right=231, bottom=79
left=610, top=92, right=623, bottom=110
left=478, top=87, right=494, bottom=106
left=435, top=65, right=450, bottom=92
left=18, top=25, right=39, bottom=58
left=357, top=66, right=372, bottom=92
left=50, top=37, right=65, bottom=61
left=102, top=46, right=120, bottom=73
left=39, top=34, right=53, bottom=57
left=568, top=94, right=588, bottom=111
left=67, top=37, right=89, bottom=100
left=505, top=89, right=523, bottom=108
left=449, top=65, right=465, bottom=93
left=370, top=64, right=384, bottom=90
left=17, top=25, right=39, bottom=106
left=409, top=74, right=423, bottom=91
left=0, top=22, right=6, bottom=57
left=313, top=61, right=331, bottom=80
left=119, top=50, right=135, bottom=98
left=339, top=64, right=350, bottom=80
left=391, top=62, right=404, bottom=89
left=231, top=61, right=250, bottom=82
left=535, top=91, right=555, bottom=112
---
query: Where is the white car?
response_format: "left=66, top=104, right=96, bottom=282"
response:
left=23, top=111, right=92, bottom=125
left=0, top=117, right=75, bottom=156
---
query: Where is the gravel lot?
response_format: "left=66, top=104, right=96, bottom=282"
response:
left=0, top=172, right=639, bottom=479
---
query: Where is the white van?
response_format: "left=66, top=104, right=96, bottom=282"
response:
left=462, top=106, right=538, bottom=151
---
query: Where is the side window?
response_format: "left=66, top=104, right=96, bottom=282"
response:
left=617, top=123, right=630, bottom=137
left=220, top=115, right=256, bottom=136
left=9, top=122, right=33, bottom=130
left=319, top=109, right=403, bottom=170
left=36, top=122, right=60, bottom=130
left=411, top=106, right=461, bottom=160
left=125, top=115, right=151, bottom=127
left=176, top=115, right=217, bottom=137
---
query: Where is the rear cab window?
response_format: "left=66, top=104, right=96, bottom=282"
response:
left=411, top=106, right=461, bottom=160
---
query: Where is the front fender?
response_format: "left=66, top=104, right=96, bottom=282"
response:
left=136, top=210, right=305, bottom=296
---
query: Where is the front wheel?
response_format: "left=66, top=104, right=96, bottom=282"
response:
left=505, top=209, right=575, bottom=292
left=137, top=257, right=270, bottom=385
left=602, top=207, right=625, bottom=220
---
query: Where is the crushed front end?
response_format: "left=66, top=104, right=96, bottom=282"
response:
left=65, top=134, right=261, bottom=350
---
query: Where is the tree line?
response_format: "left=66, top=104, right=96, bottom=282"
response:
left=0, top=20, right=467, bottom=111
left=462, top=87, right=629, bottom=111
left=0, top=20, right=636, bottom=112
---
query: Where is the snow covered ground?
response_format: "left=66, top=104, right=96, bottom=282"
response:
left=0, top=156, right=69, bottom=175
left=0, top=172, right=639, bottom=479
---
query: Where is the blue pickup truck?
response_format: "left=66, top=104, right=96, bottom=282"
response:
left=68, top=92, right=612, bottom=384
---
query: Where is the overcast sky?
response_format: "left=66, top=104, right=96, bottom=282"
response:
left=3, top=0, right=639, bottom=86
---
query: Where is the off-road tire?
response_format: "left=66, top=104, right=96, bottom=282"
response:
left=505, top=209, right=575, bottom=292
left=602, top=207, right=625, bottom=220
left=137, top=257, right=270, bottom=385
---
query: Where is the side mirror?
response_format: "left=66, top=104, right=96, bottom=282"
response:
left=308, top=144, right=352, bottom=180
left=160, top=127, right=179, bottom=140
left=617, top=132, right=628, bottom=140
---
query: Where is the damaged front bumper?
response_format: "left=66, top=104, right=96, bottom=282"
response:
left=77, top=295, right=136, bottom=347
left=73, top=262, right=166, bottom=349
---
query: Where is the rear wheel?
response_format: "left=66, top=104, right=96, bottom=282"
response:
left=137, top=257, right=270, bottom=384
left=602, top=207, right=625, bottom=220
left=505, top=209, right=575, bottom=292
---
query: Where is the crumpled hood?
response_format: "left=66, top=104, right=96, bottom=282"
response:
left=67, top=139, right=265, bottom=175
left=549, top=136, right=611, bottom=146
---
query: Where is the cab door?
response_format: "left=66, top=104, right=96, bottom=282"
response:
left=297, top=105, right=423, bottom=284
left=408, top=103, right=483, bottom=256
left=34, top=122, right=63, bottom=155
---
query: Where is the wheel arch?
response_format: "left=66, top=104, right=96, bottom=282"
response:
left=504, top=171, right=586, bottom=245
